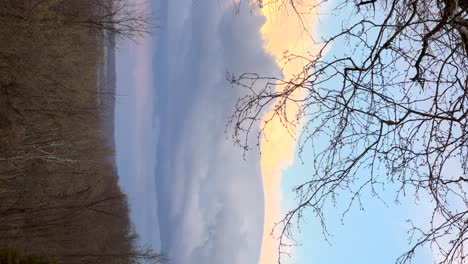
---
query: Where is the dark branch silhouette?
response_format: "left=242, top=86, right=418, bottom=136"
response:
left=229, top=0, right=468, bottom=263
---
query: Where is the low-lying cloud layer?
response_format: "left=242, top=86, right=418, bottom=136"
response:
left=153, top=1, right=280, bottom=263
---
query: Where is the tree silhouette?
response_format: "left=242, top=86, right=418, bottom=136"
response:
left=228, top=0, right=467, bottom=263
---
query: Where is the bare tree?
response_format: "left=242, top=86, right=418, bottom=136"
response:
left=0, top=0, right=153, bottom=39
left=65, top=0, right=154, bottom=39
left=1, top=1, right=157, bottom=262
left=60, top=248, right=164, bottom=264
left=228, top=0, right=468, bottom=263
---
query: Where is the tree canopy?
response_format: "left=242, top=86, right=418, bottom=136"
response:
left=229, top=0, right=468, bottom=263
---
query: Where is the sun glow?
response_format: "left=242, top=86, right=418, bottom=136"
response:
left=257, top=2, right=318, bottom=263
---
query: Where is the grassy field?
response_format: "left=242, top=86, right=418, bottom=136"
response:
left=0, top=1, right=154, bottom=263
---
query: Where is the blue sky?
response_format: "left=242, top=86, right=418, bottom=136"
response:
left=277, top=4, right=436, bottom=263
left=281, top=148, right=435, bottom=264
left=114, top=0, right=439, bottom=263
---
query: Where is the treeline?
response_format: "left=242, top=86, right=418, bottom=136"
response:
left=0, top=1, right=157, bottom=263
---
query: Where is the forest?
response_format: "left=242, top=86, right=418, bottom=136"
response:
left=0, top=0, right=157, bottom=263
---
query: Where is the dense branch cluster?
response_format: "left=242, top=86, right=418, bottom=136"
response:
left=0, top=0, right=152, bottom=39
left=229, top=0, right=468, bottom=263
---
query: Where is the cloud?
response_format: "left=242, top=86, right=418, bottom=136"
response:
left=152, top=1, right=280, bottom=264
left=257, top=3, right=318, bottom=263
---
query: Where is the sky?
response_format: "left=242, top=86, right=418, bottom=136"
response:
left=115, top=0, right=438, bottom=264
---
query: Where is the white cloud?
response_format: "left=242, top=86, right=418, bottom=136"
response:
left=152, top=1, right=280, bottom=263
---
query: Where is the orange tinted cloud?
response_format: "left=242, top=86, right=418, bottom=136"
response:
left=258, top=2, right=317, bottom=264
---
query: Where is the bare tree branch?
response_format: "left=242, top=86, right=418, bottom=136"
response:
left=229, top=0, right=468, bottom=263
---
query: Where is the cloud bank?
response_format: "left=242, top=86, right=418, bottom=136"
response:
left=257, top=3, right=318, bottom=263
left=152, top=1, right=280, bottom=263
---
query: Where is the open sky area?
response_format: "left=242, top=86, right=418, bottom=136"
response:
left=114, top=0, right=452, bottom=263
